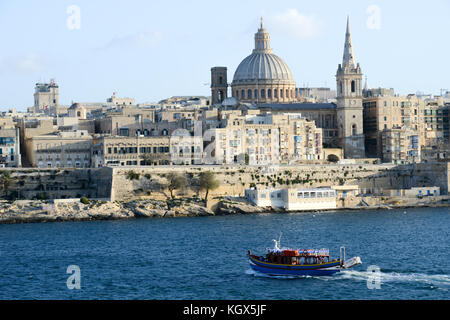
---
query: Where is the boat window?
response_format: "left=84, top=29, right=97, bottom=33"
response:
left=317, top=192, right=323, bottom=198
left=310, top=192, right=316, bottom=198
left=323, top=192, right=329, bottom=197
left=297, top=192, right=303, bottom=198
left=304, top=192, right=310, bottom=198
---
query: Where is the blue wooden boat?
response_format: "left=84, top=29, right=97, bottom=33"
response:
left=248, top=237, right=361, bottom=277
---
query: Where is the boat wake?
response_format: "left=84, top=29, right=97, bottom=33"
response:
left=337, top=269, right=450, bottom=290
left=246, top=268, right=450, bottom=290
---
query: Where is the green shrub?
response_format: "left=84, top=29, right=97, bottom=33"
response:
left=80, top=197, right=90, bottom=205
left=126, top=170, right=140, bottom=180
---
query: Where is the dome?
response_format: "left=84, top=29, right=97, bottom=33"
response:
left=233, top=52, right=294, bottom=83
left=69, top=102, right=83, bottom=110
left=231, top=18, right=297, bottom=104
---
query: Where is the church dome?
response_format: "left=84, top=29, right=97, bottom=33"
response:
left=232, top=18, right=295, bottom=85
left=231, top=18, right=297, bottom=104
left=233, top=52, right=294, bottom=83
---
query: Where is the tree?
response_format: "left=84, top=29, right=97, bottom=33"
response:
left=0, top=171, right=15, bottom=199
left=198, top=171, right=220, bottom=203
left=327, top=154, right=340, bottom=163
left=166, top=172, right=188, bottom=200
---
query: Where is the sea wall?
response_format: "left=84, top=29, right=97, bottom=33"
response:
left=2, top=162, right=448, bottom=202
left=109, top=162, right=450, bottom=201
left=0, top=167, right=113, bottom=200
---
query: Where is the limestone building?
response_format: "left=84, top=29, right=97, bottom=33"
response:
left=0, top=127, right=21, bottom=167
left=34, top=80, right=59, bottom=113
left=381, top=127, right=420, bottom=164
left=91, top=134, right=203, bottom=167
left=211, top=67, right=228, bottom=105
left=206, top=111, right=322, bottom=165
left=26, top=130, right=92, bottom=168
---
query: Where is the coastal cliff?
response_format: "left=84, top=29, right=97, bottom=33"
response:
left=1, top=196, right=449, bottom=224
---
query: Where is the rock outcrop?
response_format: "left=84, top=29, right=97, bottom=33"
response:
left=0, top=198, right=217, bottom=224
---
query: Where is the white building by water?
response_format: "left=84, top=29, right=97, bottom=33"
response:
left=245, top=187, right=337, bottom=211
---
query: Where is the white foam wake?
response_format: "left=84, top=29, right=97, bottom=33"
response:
left=338, top=269, right=450, bottom=289
left=246, top=268, right=450, bottom=289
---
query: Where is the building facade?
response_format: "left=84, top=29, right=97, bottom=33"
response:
left=34, top=80, right=59, bottom=113
left=26, top=130, right=92, bottom=168
left=246, top=187, right=337, bottom=211
left=381, top=127, right=421, bottom=164
left=206, top=112, right=322, bottom=165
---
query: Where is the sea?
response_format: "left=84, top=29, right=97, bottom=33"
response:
left=0, top=207, right=448, bottom=300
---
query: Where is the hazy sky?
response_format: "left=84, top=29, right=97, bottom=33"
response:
left=0, top=0, right=449, bottom=110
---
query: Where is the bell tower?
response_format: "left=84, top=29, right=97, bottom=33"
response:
left=336, top=17, right=365, bottom=159
left=211, top=67, right=228, bottom=105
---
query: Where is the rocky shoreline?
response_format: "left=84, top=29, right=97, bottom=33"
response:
left=0, top=197, right=448, bottom=224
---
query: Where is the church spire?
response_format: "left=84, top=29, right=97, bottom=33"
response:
left=342, top=16, right=356, bottom=68
left=364, top=76, right=370, bottom=91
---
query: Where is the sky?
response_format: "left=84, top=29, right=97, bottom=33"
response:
left=0, top=0, right=449, bottom=111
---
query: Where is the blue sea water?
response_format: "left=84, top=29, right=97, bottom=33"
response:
left=0, top=207, right=449, bottom=300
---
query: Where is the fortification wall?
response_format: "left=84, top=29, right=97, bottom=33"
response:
left=2, top=162, right=448, bottom=202
left=109, top=163, right=450, bottom=201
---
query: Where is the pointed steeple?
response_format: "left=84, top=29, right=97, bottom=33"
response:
left=364, top=76, right=370, bottom=91
left=342, top=16, right=356, bottom=69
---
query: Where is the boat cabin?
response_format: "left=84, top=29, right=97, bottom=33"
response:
left=264, top=249, right=332, bottom=265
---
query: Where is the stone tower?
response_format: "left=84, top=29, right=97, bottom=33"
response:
left=336, top=17, right=365, bottom=159
left=33, top=79, right=59, bottom=113
left=211, top=67, right=228, bottom=105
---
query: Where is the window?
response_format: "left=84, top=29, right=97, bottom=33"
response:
left=119, top=128, right=129, bottom=136
left=352, top=124, right=357, bottom=136
left=268, top=89, right=272, bottom=98
left=241, top=90, right=245, bottom=99
left=247, top=90, right=252, bottom=99
left=351, top=80, right=356, bottom=93
left=261, top=89, right=265, bottom=99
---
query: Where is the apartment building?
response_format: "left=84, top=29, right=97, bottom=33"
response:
left=206, top=112, right=322, bottom=165
left=26, top=130, right=92, bottom=168
left=381, top=127, right=420, bottom=164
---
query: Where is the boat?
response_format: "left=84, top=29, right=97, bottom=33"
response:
left=248, top=235, right=362, bottom=277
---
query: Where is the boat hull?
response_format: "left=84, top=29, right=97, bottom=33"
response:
left=248, top=256, right=341, bottom=277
